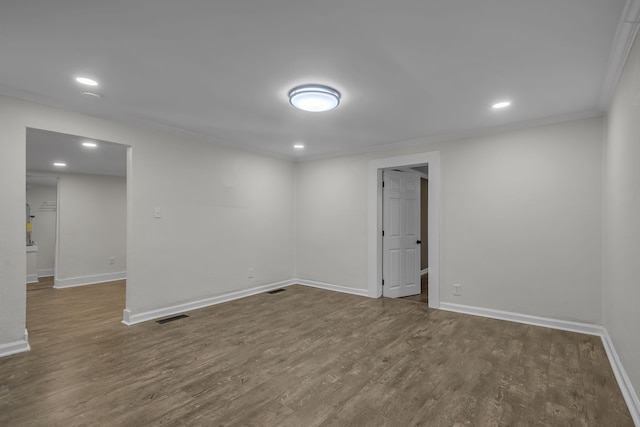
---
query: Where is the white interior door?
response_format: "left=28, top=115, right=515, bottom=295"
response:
left=382, top=170, right=421, bottom=298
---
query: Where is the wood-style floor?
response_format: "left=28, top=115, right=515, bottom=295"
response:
left=0, top=281, right=633, bottom=426
left=26, top=275, right=54, bottom=291
left=400, top=274, right=429, bottom=304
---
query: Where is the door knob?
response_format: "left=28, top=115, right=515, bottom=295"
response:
left=416, top=240, right=422, bottom=244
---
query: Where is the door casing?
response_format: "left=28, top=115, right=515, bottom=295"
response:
left=368, top=152, right=440, bottom=308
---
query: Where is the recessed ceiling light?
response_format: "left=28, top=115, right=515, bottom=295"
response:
left=76, top=77, right=98, bottom=86
left=289, top=84, right=340, bottom=112
left=492, top=100, right=511, bottom=109
left=82, top=141, right=98, bottom=148
left=293, top=144, right=305, bottom=149
left=53, top=162, right=67, bottom=167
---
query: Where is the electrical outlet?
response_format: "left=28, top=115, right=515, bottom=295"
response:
left=109, top=257, right=115, bottom=265
left=453, top=284, right=462, bottom=296
left=248, top=268, right=254, bottom=278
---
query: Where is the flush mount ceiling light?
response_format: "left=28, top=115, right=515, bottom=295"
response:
left=82, top=141, right=98, bottom=148
left=53, top=162, right=67, bottom=167
left=76, top=76, right=98, bottom=86
left=492, top=100, right=511, bottom=109
left=293, top=144, right=305, bottom=149
left=289, top=84, right=340, bottom=112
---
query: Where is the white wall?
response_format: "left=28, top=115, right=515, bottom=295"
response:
left=26, top=184, right=57, bottom=276
left=296, top=157, right=369, bottom=288
left=297, top=117, right=604, bottom=324
left=56, top=173, right=126, bottom=282
left=25, top=172, right=127, bottom=284
left=0, top=95, right=295, bottom=349
left=128, top=135, right=295, bottom=313
left=0, top=105, right=27, bottom=348
left=603, top=31, right=640, bottom=403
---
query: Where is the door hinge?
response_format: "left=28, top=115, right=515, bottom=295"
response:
left=382, top=230, right=385, bottom=236
left=382, top=181, right=385, bottom=188
left=382, top=279, right=385, bottom=286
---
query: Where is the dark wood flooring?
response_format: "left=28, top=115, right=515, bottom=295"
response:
left=400, top=274, right=429, bottom=303
left=26, top=275, right=54, bottom=291
left=0, top=281, right=633, bottom=426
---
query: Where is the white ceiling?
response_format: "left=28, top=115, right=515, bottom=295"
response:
left=26, top=128, right=127, bottom=177
left=0, top=0, right=633, bottom=161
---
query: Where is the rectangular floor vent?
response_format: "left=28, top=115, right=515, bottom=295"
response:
left=266, top=288, right=286, bottom=295
left=156, top=314, right=189, bottom=324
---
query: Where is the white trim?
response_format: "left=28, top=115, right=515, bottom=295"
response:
left=37, top=268, right=54, bottom=277
left=122, top=279, right=297, bottom=325
left=439, top=302, right=604, bottom=336
left=54, top=271, right=126, bottom=289
left=0, top=329, right=30, bottom=358
left=121, top=279, right=370, bottom=326
left=601, top=329, right=640, bottom=426
left=295, top=279, right=369, bottom=297
left=395, top=166, right=429, bottom=180
left=125, top=145, right=133, bottom=326
left=54, top=176, right=60, bottom=284
left=368, top=152, right=441, bottom=308
left=599, top=0, right=640, bottom=110
left=26, top=274, right=38, bottom=284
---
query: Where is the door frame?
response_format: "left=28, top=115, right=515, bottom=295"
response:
left=25, top=127, right=131, bottom=307
left=368, top=152, right=440, bottom=308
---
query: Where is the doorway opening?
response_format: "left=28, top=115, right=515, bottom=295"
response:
left=368, top=152, right=440, bottom=309
left=26, top=175, right=58, bottom=290
left=25, top=128, right=130, bottom=325
left=378, top=166, right=430, bottom=303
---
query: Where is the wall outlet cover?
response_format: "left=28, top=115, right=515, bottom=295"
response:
left=453, top=284, right=462, bottom=296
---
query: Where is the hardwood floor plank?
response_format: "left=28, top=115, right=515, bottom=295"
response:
left=0, top=282, right=633, bottom=426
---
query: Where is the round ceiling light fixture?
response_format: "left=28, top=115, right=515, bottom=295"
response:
left=76, top=77, right=98, bottom=86
left=289, top=84, right=340, bottom=112
left=492, top=100, right=511, bottom=109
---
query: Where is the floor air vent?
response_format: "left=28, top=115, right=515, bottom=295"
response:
left=156, top=314, right=189, bottom=324
left=267, top=288, right=286, bottom=295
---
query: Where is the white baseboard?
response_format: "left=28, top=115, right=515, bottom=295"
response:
left=122, top=279, right=368, bottom=326
left=122, top=279, right=297, bottom=325
left=601, top=330, right=640, bottom=426
left=438, top=302, right=604, bottom=336
left=0, top=329, right=30, bottom=358
left=295, top=278, right=370, bottom=297
left=26, top=274, right=38, bottom=284
left=54, top=272, right=126, bottom=289
left=37, top=268, right=54, bottom=278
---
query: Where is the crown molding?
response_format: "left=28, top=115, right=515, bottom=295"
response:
left=599, top=0, right=640, bottom=111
